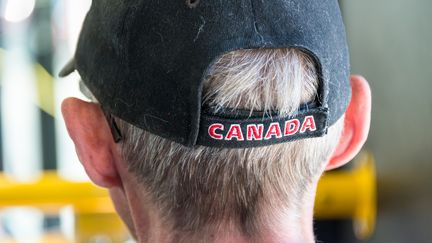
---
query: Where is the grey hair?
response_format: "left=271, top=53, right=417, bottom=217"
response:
left=87, top=48, right=343, bottom=241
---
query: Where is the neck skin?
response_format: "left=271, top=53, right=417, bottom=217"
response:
left=114, top=181, right=318, bottom=243
left=111, top=155, right=318, bottom=243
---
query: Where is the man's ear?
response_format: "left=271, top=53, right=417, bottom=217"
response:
left=326, top=75, right=371, bottom=171
left=61, top=97, right=121, bottom=188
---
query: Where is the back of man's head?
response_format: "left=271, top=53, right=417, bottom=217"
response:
left=61, top=1, right=372, bottom=242
left=114, top=48, right=343, bottom=241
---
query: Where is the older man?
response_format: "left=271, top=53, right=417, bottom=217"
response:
left=60, top=0, right=371, bottom=242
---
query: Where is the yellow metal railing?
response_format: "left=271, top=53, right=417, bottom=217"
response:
left=315, top=151, right=376, bottom=239
left=0, top=151, right=376, bottom=242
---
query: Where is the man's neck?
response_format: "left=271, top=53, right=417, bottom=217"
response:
left=124, top=187, right=317, bottom=243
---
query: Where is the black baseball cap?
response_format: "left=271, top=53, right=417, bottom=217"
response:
left=60, top=0, right=351, bottom=148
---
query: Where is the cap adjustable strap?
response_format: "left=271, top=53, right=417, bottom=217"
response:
left=196, top=107, right=329, bottom=148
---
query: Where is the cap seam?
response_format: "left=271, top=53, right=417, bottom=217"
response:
left=249, top=0, right=265, bottom=44
left=120, top=1, right=141, bottom=72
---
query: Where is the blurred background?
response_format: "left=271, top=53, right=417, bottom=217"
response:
left=0, top=0, right=430, bottom=242
left=343, top=1, right=432, bottom=242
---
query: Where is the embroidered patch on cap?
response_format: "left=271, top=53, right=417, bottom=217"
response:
left=196, top=107, right=329, bottom=148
